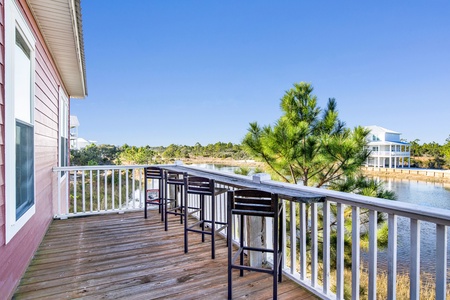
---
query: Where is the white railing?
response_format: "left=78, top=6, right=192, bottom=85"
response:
left=370, top=151, right=410, bottom=157
left=53, top=165, right=450, bottom=299
left=53, top=165, right=155, bottom=218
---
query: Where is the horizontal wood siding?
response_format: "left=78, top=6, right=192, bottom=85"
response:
left=0, top=0, right=65, bottom=298
left=0, top=0, right=5, bottom=250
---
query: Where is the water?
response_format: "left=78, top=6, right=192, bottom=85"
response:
left=192, top=164, right=450, bottom=274
left=376, top=178, right=450, bottom=275
left=189, top=164, right=242, bottom=174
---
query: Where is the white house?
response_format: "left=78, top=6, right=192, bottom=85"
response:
left=365, top=125, right=410, bottom=168
left=70, top=115, right=96, bottom=150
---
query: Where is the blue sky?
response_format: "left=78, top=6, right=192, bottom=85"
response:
left=71, top=1, right=450, bottom=147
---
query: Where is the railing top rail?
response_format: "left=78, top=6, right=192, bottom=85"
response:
left=301, top=183, right=450, bottom=226
left=176, top=165, right=450, bottom=225
left=52, top=164, right=175, bottom=172
left=165, top=165, right=325, bottom=204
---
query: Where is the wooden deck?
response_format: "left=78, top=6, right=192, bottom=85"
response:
left=14, top=210, right=317, bottom=300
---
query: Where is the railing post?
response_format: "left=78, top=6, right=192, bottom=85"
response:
left=311, top=203, right=318, bottom=287
left=57, top=170, right=61, bottom=216
left=119, top=170, right=122, bottom=210
left=247, top=215, right=264, bottom=268
left=436, top=224, right=447, bottom=299
left=89, top=170, right=93, bottom=212
left=299, top=202, right=306, bottom=281
left=322, top=200, right=330, bottom=295
left=368, top=210, right=377, bottom=300
left=336, top=203, right=345, bottom=300
left=125, top=169, right=129, bottom=209
left=410, top=219, right=420, bottom=300
left=97, top=170, right=100, bottom=211
left=132, top=169, right=136, bottom=209
left=66, top=170, right=69, bottom=215
left=74, top=170, right=77, bottom=213
left=352, top=206, right=360, bottom=300
left=289, top=200, right=296, bottom=274
left=387, top=214, right=397, bottom=299
left=104, top=170, right=108, bottom=210
left=82, top=170, right=85, bottom=212
left=112, top=170, right=115, bottom=210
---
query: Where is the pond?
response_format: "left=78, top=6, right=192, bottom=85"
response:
left=191, top=164, right=450, bottom=274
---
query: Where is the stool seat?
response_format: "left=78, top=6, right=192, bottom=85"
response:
left=227, top=189, right=284, bottom=300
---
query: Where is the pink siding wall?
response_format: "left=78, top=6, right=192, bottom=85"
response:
left=0, top=0, right=5, bottom=250
left=0, top=0, right=67, bottom=298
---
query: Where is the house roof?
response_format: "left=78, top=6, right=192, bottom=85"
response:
left=27, top=0, right=87, bottom=98
left=368, top=141, right=410, bottom=146
left=365, top=125, right=401, bottom=134
left=69, top=115, right=80, bottom=128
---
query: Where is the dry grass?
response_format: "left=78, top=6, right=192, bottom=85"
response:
left=334, top=267, right=450, bottom=300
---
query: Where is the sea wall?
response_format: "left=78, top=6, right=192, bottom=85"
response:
left=361, top=166, right=450, bottom=183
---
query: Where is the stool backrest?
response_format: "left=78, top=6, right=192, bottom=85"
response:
left=145, top=167, right=164, bottom=179
left=228, top=189, right=280, bottom=218
left=166, top=170, right=186, bottom=185
left=185, top=176, right=214, bottom=195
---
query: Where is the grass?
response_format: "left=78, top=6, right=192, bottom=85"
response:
left=284, top=244, right=449, bottom=299
left=69, top=169, right=144, bottom=213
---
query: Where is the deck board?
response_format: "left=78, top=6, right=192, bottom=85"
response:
left=14, top=210, right=317, bottom=300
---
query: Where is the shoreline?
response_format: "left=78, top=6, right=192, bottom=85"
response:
left=182, top=157, right=264, bottom=168
left=180, top=157, right=450, bottom=184
left=361, top=167, right=450, bottom=184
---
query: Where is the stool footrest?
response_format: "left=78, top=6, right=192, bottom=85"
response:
left=186, top=227, right=213, bottom=235
left=241, top=245, right=275, bottom=253
left=230, top=264, right=275, bottom=275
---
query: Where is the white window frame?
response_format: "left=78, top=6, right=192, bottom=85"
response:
left=59, top=87, right=69, bottom=180
left=5, top=0, right=36, bottom=243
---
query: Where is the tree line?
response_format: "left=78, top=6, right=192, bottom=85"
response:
left=70, top=142, right=251, bottom=166
left=409, top=138, right=450, bottom=169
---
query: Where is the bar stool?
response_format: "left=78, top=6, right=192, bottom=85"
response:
left=164, top=170, right=187, bottom=231
left=227, top=189, right=284, bottom=300
left=144, top=167, right=165, bottom=221
left=184, top=176, right=228, bottom=259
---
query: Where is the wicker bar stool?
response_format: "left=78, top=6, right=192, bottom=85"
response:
left=144, top=167, right=165, bottom=221
left=184, top=175, right=228, bottom=259
left=227, top=189, right=284, bottom=300
left=164, top=170, right=187, bottom=231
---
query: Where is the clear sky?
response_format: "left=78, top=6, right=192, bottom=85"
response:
left=71, top=1, right=450, bottom=147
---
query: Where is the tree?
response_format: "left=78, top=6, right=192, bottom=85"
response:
left=119, top=145, right=155, bottom=165
left=242, top=82, right=395, bottom=276
left=70, top=144, right=119, bottom=166
left=242, top=82, right=370, bottom=187
left=442, top=135, right=450, bottom=168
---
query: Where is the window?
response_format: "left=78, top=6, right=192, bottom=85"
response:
left=59, top=88, right=69, bottom=175
left=5, top=0, right=36, bottom=243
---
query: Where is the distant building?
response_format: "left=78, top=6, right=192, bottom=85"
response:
left=365, top=125, right=410, bottom=168
left=70, top=115, right=96, bottom=150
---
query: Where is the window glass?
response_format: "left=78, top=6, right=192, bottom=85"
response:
left=15, top=120, right=34, bottom=220
left=15, top=29, right=32, bottom=123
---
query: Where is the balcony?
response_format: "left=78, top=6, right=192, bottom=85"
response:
left=15, top=164, right=450, bottom=299
left=369, top=151, right=410, bottom=157
left=14, top=211, right=315, bottom=299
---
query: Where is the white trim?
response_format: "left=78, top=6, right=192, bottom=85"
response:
left=59, top=87, right=69, bottom=182
left=5, top=0, right=36, bottom=244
